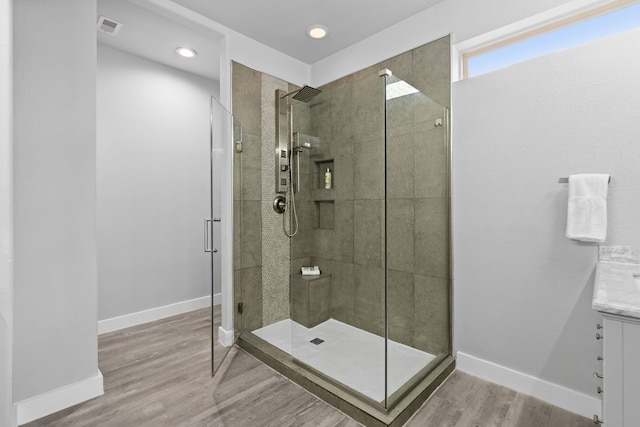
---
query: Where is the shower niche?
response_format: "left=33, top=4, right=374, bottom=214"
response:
left=312, top=159, right=335, bottom=229
left=314, top=158, right=334, bottom=190
left=231, top=35, right=452, bottom=427
left=313, top=200, right=334, bottom=230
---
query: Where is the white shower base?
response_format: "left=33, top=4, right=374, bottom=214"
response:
left=252, top=318, right=435, bottom=403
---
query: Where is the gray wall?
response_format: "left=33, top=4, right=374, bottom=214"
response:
left=97, top=45, right=216, bottom=320
left=453, top=27, right=640, bottom=396
left=0, top=0, right=13, bottom=423
left=13, top=0, right=99, bottom=402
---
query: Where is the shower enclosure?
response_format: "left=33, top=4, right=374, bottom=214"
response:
left=231, top=62, right=452, bottom=425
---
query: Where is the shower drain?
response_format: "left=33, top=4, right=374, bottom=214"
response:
left=310, top=338, right=324, bottom=345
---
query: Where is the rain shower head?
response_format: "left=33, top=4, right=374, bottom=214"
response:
left=281, top=85, right=322, bottom=103
left=293, top=85, right=321, bottom=102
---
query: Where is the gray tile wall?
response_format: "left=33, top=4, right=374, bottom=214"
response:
left=234, top=35, right=451, bottom=355
left=290, top=36, right=451, bottom=355
left=232, top=62, right=263, bottom=332
left=232, top=62, right=293, bottom=331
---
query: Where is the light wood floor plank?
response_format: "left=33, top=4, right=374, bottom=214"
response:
left=23, top=308, right=594, bottom=427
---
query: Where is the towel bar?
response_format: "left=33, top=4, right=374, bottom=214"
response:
left=559, top=177, right=611, bottom=183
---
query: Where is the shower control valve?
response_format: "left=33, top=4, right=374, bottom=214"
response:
left=273, top=195, right=286, bottom=214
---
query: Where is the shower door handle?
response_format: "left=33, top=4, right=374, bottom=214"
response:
left=204, top=219, right=213, bottom=253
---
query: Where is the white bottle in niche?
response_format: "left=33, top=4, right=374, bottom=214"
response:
left=324, top=168, right=332, bottom=189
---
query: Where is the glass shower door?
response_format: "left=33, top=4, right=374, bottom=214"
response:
left=209, top=96, right=240, bottom=375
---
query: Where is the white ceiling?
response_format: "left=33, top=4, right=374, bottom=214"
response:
left=97, top=0, right=222, bottom=81
left=170, top=0, right=446, bottom=64
left=97, top=0, right=446, bottom=82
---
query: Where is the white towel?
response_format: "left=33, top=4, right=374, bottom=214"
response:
left=566, top=174, right=609, bottom=242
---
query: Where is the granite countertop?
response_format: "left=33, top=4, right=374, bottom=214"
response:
left=593, top=261, right=640, bottom=318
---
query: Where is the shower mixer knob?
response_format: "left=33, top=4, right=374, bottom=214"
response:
left=273, top=195, right=286, bottom=214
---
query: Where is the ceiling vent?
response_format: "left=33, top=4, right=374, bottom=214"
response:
left=97, top=16, right=123, bottom=36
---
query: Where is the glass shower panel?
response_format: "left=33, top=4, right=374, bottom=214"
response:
left=289, top=74, right=389, bottom=407
left=383, top=73, right=451, bottom=404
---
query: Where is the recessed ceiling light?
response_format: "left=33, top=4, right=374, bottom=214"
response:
left=176, top=47, right=197, bottom=58
left=307, top=25, right=329, bottom=40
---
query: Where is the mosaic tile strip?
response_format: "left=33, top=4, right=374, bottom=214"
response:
left=261, top=74, right=291, bottom=325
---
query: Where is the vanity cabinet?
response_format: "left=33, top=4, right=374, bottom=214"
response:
left=601, top=314, right=640, bottom=426
left=593, top=258, right=640, bottom=426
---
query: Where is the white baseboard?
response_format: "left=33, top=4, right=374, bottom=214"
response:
left=218, top=326, right=234, bottom=347
left=15, top=370, right=104, bottom=425
left=98, top=294, right=220, bottom=335
left=456, top=352, right=601, bottom=419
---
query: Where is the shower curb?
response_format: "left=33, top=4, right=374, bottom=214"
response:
left=238, top=334, right=455, bottom=426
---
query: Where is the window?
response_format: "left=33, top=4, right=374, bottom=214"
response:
left=463, top=0, right=640, bottom=78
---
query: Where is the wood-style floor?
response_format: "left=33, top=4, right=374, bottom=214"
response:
left=24, top=308, right=594, bottom=427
